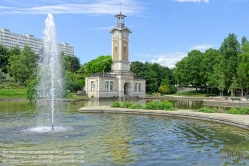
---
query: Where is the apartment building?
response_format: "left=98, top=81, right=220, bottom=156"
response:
left=0, top=28, right=74, bottom=56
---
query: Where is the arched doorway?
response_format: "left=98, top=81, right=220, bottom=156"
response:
left=124, top=82, right=129, bottom=95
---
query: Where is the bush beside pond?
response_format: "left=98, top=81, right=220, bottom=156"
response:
left=227, top=106, right=249, bottom=115
left=199, top=107, right=218, bottom=113
left=111, top=100, right=176, bottom=111
left=198, top=106, right=249, bottom=115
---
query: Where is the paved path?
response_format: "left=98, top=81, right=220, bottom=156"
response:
left=79, top=106, right=249, bottom=130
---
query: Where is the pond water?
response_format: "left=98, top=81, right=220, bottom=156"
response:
left=1, top=101, right=249, bottom=165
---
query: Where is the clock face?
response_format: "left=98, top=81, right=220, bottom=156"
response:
left=114, top=31, right=118, bottom=38
left=123, top=32, right=128, bottom=38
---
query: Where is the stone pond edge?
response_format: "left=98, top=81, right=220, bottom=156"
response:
left=79, top=106, right=249, bottom=131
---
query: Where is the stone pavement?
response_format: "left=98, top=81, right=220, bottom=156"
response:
left=79, top=106, right=249, bottom=130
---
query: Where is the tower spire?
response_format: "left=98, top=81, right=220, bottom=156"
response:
left=120, top=2, right=121, bottom=14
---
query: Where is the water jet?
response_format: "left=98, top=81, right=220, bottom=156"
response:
left=36, top=13, right=64, bottom=130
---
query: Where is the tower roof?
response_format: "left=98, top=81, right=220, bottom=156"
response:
left=115, top=13, right=126, bottom=18
left=110, top=13, right=132, bottom=33
left=109, top=27, right=132, bottom=33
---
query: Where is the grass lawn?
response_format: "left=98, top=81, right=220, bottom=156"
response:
left=0, top=89, right=27, bottom=98
left=169, top=90, right=208, bottom=97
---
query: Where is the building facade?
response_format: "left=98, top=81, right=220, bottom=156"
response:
left=85, top=13, right=146, bottom=98
left=0, top=28, right=74, bottom=55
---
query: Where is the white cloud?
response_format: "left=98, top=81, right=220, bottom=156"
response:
left=137, top=52, right=187, bottom=68
left=174, top=0, right=209, bottom=3
left=0, top=0, right=144, bottom=15
left=190, top=44, right=213, bottom=52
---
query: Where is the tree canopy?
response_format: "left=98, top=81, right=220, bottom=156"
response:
left=174, top=33, right=249, bottom=96
left=85, top=55, right=112, bottom=76
left=8, top=45, right=37, bottom=85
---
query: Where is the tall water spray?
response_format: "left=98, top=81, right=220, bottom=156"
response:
left=36, top=14, right=63, bottom=130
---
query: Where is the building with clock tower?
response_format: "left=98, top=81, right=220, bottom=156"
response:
left=85, top=13, right=146, bottom=99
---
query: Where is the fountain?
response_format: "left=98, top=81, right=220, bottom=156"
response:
left=36, top=14, right=64, bottom=131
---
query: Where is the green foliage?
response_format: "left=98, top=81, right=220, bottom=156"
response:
left=111, top=101, right=121, bottom=108
left=199, top=107, right=218, bottom=113
left=0, top=69, right=11, bottom=83
left=0, top=44, right=11, bottom=74
left=219, top=33, right=241, bottom=88
left=65, top=71, right=82, bottom=92
left=9, top=46, right=21, bottom=56
left=229, top=75, right=238, bottom=93
left=27, top=78, right=38, bottom=101
left=237, top=43, right=249, bottom=90
left=228, top=107, right=249, bottom=115
left=110, top=100, right=176, bottom=110
left=8, top=45, right=37, bottom=85
left=121, top=101, right=133, bottom=108
left=145, top=100, right=175, bottom=110
left=173, top=33, right=249, bottom=95
left=85, top=55, right=112, bottom=76
left=130, top=61, right=175, bottom=94
left=239, top=106, right=249, bottom=114
left=227, top=108, right=240, bottom=114
left=158, top=85, right=169, bottom=94
left=130, top=103, right=143, bottom=109
left=62, top=54, right=80, bottom=73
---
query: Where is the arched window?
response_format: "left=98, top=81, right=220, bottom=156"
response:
left=115, top=45, right=118, bottom=53
left=124, top=45, right=126, bottom=53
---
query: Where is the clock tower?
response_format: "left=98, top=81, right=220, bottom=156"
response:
left=85, top=12, right=146, bottom=99
left=110, top=13, right=132, bottom=72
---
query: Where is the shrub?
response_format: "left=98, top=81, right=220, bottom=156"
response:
left=158, top=85, right=169, bottom=94
left=121, top=101, right=133, bottom=108
left=199, top=107, right=218, bottom=113
left=145, top=100, right=175, bottom=110
left=228, top=108, right=240, bottom=114
left=228, top=107, right=249, bottom=115
left=239, top=106, right=249, bottom=114
left=111, top=101, right=121, bottom=108
left=130, top=103, right=143, bottom=109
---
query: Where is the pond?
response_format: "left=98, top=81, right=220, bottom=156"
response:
left=1, top=101, right=249, bottom=165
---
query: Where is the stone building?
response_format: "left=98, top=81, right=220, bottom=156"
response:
left=85, top=13, right=146, bottom=98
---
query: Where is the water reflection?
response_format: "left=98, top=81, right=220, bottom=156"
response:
left=84, top=99, right=203, bottom=110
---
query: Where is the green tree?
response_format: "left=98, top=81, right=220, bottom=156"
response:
left=75, top=65, right=86, bottom=87
left=241, top=36, right=249, bottom=47
left=202, top=48, right=222, bottom=94
left=9, top=46, right=21, bottom=56
left=175, top=50, right=203, bottom=93
left=62, top=54, right=80, bottom=73
left=229, top=75, right=238, bottom=96
left=186, top=50, right=203, bottom=92
left=237, top=43, right=249, bottom=95
left=219, top=33, right=241, bottom=88
left=174, top=57, right=189, bottom=87
left=8, top=45, right=37, bottom=85
left=217, top=72, right=226, bottom=96
left=85, top=55, right=112, bottom=76
left=0, top=44, right=10, bottom=73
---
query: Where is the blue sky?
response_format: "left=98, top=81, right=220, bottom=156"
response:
left=1, top=0, right=249, bottom=68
